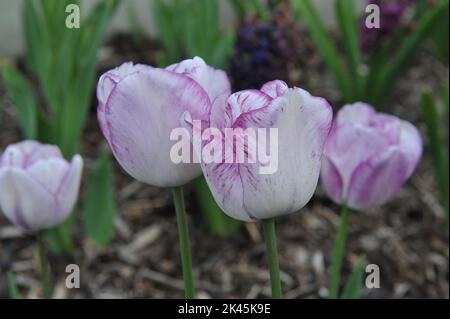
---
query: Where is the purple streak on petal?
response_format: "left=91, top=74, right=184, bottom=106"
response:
left=260, top=80, right=289, bottom=98
left=347, top=148, right=410, bottom=210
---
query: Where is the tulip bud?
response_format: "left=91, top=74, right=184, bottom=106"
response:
left=0, top=140, right=83, bottom=231
left=187, top=80, right=333, bottom=221
left=321, top=103, right=423, bottom=210
left=97, top=57, right=231, bottom=187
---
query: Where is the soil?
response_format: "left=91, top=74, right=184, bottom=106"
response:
left=0, top=31, right=448, bottom=299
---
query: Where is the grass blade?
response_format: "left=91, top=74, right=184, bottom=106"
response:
left=421, top=89, right=449, bottom=235
left=336, top=0, right=362, bottom=100
left=84, top=152, right=116, bottom=246
left=294, top=0, right=352, bottom=101
left=371, top=1, right=448, bottom=107
left=7, top=272, right=22, bottom=299
left=341, top=256, right=366, bottom=299
left=1, top=64, right=38, bottom=139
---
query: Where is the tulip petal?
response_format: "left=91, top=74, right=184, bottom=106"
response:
left=203, top=163, right=248, bottom=221
left=0, top=140, right=62, bottom=168
left=227, top=89, right=272, bottom=125
left=104, top=68, right=210, bottom=187
left=167, top=56, right=231, bottom=103
left=56, top=155, right=83, bottom=220
left=398, top=120, right=423, bottom=176
left=324, top=124, right=392, bottom=199
left=210, top=94, right=232, bottom=130
left=97, top=63, right=152, bottom=142
left=260, top=80, right=289, bottom=98
left=97, top=62, right=152, bottom=107
left=347, top=147, right=411, bottom=209
left=0, top=167, right=57, bottom=230
left=321, top=155, right=344, bottom=204
left=237, top=88, right=332, bottom=219
left=26, top=158, right=70, bottom=193
left=203, top=88, right=333, bottom=221
left=336, top=102, right=375, bottom=126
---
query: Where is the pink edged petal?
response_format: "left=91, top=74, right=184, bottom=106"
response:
left=166, top=56, right=206, bottom=73
left=324, top=124, right=392, bottom=199
left=227, top=89, right=272, bottom=125
left=336, top=102, right=376, bottom=126
left=97, top=62, right=153, bottom=142
left=97, top=62, right=152, bottom=107
left=398, top=120, right=423, bottom=176
left=347, top=147, right=411, bottom=210
left=260, top=80, right=289, bottom=98
left=167, top=56, right=231, bottom=103
left=0, top=140, right=62, bottom=168
left=320, top=155, right=344, bottom=205
left=233, top=88, right=333, bottom=219
left=0, top=167, right=57, bottom=231
left=56, top=155, right=83, bottom=221
left=105, top=68, right=210, bottom=187
left=210, top=94, right=233, bottom=130
left=201, top=163, right=251, bottom=221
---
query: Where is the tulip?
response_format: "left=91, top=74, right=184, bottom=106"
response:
left=320, top=102, right=422, bottom=299
left=186, top=80, right=333, bottom=297
left=321, top=102, right=422, bottom=210
left=97, top=57, right=231, bottom=298
left=97, top=57, right=230, bottom=187
left=193, top=80, right=333, bottom=221
left=0, top=140, right=83, bottom=231
left=0, top=140, right=83, bottom=298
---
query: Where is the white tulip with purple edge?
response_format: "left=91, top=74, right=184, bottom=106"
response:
left=0, top=140, right=83, bottom=298
left=320, top=103, right=423, bottom=299
left=184, top=80, right=333, bottom=298
left=0, top=140, right=83, bottom=231
left=96, top=57, right=231, bottom=298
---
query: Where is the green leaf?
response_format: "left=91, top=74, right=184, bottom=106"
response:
left=1, top=64, right=38, bottom=139
left=443, top=81, right=449, bottom=141
left=293, top=0, right=352, bottom=101
left=430, top=2, right=449, bottom=65
left=194, top=177, right=241, bottom=238
left=23, top=0, right=51, bottom=78
left=84, top=152, right=116, bottom=246
left=7, top=272, right=22, bottom=299
left=341, top=255, right=366, bottom=299
left=46, top=215, right=75, bottom=254
left=371, top=1, right=448, bottom=107
left=210, top=30, right=235, bottom=69
left=152, top=0, right=183, bottom=65
left=335, top=0, right=362, bottom=100
left=229, top=0, right=268, bottom=20
left=421, top=89, right=449, bottom=235
left=228, top=0, right=247, bottom=19
left=58, top=0, right=119, bottom=157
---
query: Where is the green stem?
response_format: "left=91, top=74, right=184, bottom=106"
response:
left=262, top=218, right=282, bottom=298
left=329, top=205, right=351, bottom=299
left=172, top=186, right=195, bottom=298
left=37, top=234, right=51, bottom=298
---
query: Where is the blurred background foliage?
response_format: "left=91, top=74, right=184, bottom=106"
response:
left=1, top=0, right=119, bottom=252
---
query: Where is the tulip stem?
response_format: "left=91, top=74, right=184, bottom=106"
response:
left=329, top=205, right=351, bottom=299
left=262, top=218, right=282, bottom=298
left=172, top=186, right=195, bottom=298
left=37, top=234, right=51, bottom=298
